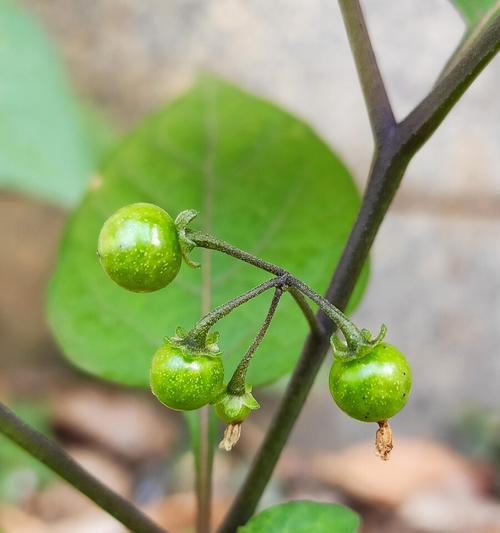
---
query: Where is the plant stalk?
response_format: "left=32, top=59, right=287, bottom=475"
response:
left=187, top=276, right=288, bottom=348
left=0, top=402, right=166, bottom=533
left=227, top=287, right=283, bottom=395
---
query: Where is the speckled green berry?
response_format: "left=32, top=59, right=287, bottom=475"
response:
left=150, top=340, right=224, bottom=411
left=97, top=203, right=181, bottom=293
left=329, top=343, right=411, bottom=422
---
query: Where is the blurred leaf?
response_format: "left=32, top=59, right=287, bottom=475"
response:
left=47, top=75, right=368, bottom=387
left=0, top=403, right=54, bottom=503
left=77, top=102, right=117, bottom=167
left=184, top=408, right=217, bottom=493
left=238, top=501, right=360, bottom=533
left=0, top=0, right=115, bottom=206
left=449, top=0, right=499, bottom=26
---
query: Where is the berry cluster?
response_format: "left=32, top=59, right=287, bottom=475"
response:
left=98, top=203, right=411, bottom=457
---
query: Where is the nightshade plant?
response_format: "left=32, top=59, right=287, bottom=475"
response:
left=98, top=201, right=408, bottom=455
left=0, top=1, right=498, bottom=532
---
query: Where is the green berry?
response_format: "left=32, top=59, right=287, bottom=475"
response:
left=97, top=203, right=181, bottom=293
left=329, top=342, right=411, bottom=422
left=150, top=340, right=224, bottom=411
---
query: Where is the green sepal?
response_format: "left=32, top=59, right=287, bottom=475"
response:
left=242, top=384, right=260, bottom=410
left=205, top=331, right=221, bottom=355
left=175, top=209, right=198, bottom=229
left=167, top=326, right=222, bottom=357
left=331, top=323, right=387, bottom=361
left=175, top=209, right=200, bottom=268
left=213, top=384, right=260, bottom=424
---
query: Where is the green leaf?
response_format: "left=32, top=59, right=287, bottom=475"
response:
left=238, top=501, right=360, bottom=533
left=449, top=0, right=499, bottom=27
left=47, top=75, right=369, bottom=387
left=0, top=0, right=115, bottom=206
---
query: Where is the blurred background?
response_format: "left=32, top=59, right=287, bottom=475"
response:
left=0, top=1, right=499, bottom=532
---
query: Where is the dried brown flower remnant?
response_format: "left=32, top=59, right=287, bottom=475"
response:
left=219, top=423, right=242, bottom=451
left=376, top=420, right=393, bottom=461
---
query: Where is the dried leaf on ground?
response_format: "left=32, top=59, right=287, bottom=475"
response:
left=310, top=438, right=480, bottom=507
left=51, top=387, right=178, bottom=460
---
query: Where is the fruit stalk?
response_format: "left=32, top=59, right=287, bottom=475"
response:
left=188, top=230, right=369, bottom=351
left=185, top=275, right=288, bottom=349
left=227, top=287, right=283, bottom=395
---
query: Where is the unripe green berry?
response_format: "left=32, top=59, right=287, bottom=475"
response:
left=98, top=203, right=181, bottom=293
left=150, top=340, right=224, bottom=411
left=329, top=343, right=411, bottom=422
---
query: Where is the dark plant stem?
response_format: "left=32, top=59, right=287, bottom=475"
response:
left=337, top=0, right=395, bottom=144
left=438, top=2, right=500, bottom=81
left=217, top=1, right=499, bottom=531
left=228, top=287, right=283, bottom=395
left=0, top=402, right=166, bottom=533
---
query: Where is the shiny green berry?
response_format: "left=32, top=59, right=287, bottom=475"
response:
left=329, top=343, right=411, bottom=422
left=97, top=203, right=181, bottom=293
left=150, top=340, right=224, bottom=411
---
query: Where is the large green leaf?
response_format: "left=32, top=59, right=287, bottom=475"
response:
left=450, top=0, right=499, bottom=26
left=0, top=0, right=114, bottom=206
left=238, top=501, right=360, bottom=533
left=47, top=76, right=368, bottom=387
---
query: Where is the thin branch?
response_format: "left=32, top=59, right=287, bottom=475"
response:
left=289, top=288, right=324, bottom=338
left=187, top=276, right=287, bottom=345
left=188, top=231, right=323, bottom=338
left=188, top=231, right=284, bottom=277
left=338, top=0, right=396, bottom=144
left=189, top=232, right=366, bottom=348
left=437, top=2, right=500, bottom=82
left=399, top=10, right=500, bottom=154
left=217, top=5, right=499, bottom=532
left=228, top=287, right=284, bottom=395
left=0, top=402, right=166, bottom=533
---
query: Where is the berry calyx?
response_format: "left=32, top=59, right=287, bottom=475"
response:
left=214, top=384, right=260, bottom=451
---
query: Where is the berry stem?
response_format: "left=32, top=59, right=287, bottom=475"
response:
left=227, top=287, right=283, bottom=396
left=185, top=275, right=288, bottom=349
left=187, top=230, right=364, bottom=350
